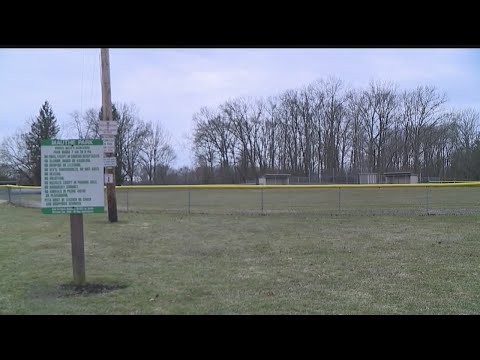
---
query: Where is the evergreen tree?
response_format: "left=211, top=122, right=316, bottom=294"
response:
left=24, top=101, right=60, bottom=185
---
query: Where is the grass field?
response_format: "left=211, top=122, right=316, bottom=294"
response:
left=1, top=202, right=480, bottom=314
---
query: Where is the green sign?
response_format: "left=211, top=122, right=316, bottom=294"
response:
left=41, top=139, right=104, bottom=214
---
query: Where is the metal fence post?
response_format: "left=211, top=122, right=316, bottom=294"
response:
left=188, top=189, right=191, bottom=214
left=261, top=188, right=264, bottom=215
left=7, top=186, right=11, bottom=203
left=338, top=187, right=341, bottom=213
left=126, top=188, right=129, bottom=212
left=425, top=186, right=429, bottom=214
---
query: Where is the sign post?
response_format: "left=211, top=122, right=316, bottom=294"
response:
left=100, top=48, right=118, bottom=223
left=70, top=213, right=86, bottom=285
left=41, top=139, right=104, bottom=286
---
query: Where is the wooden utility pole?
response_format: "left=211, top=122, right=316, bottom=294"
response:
left=100, top=48, right=118, bottom=222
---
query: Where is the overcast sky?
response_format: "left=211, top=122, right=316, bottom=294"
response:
left=1, top=48, right=479, bottom=167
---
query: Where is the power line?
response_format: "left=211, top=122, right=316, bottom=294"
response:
left=80, top=49, right=85, bottom=117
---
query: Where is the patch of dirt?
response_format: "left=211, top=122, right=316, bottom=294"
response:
left=58, top=283, right=127, bottom=297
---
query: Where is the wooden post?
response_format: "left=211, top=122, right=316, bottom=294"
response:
left=100, top=48, right=118, bottom=223
left=70, top=214, right=86, bottom=286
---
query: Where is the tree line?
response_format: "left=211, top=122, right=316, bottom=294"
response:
left=192, top=77, right=480, bottom=183
left=0, top=101, right=176, bottom=185
left=1, top=77, right=479, bottom=185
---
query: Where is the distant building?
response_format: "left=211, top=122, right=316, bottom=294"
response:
left=358, top=173, right=379, bottom=184
left=383, top=172, right=418, bottom=184
left=259, top=174, right=290, bottom=185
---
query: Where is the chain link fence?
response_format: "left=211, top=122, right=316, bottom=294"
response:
left=3, top=184, right=480, bottom=216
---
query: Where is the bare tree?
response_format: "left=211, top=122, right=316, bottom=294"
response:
left=345, top=89, right=366, bottom=173
left=140, top=121, right=176, bottom=184
left=222, top=98, right=252, bottom=182
left=190, top=77, right=477, bottom=184
left=0, top=130, right=32, bottom=184
left=455, top=108, right=479, bottom=151
left=263, top=96, right=281, bottom=171
left=316, top=77, right=346, bottom=178
left=447, top=108, right=479, bottom=179
left=70, top=108, right=100, bottom=139
left=192, top=107, right=219, bottom=183
left=0, top=162, right=14, bottom=181
left=401, top=86, right=447, bottom=173
left=114, top=103, right=148, bottom=184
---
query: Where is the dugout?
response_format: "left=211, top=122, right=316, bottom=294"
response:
left=383, top=171, right=418, bottom=184
left=358, top=173, right=379, bottom=184
left=259, top=174, right=290, bottom=185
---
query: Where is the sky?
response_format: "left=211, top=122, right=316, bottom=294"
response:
left=1, top=48, right=479, bottom=167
